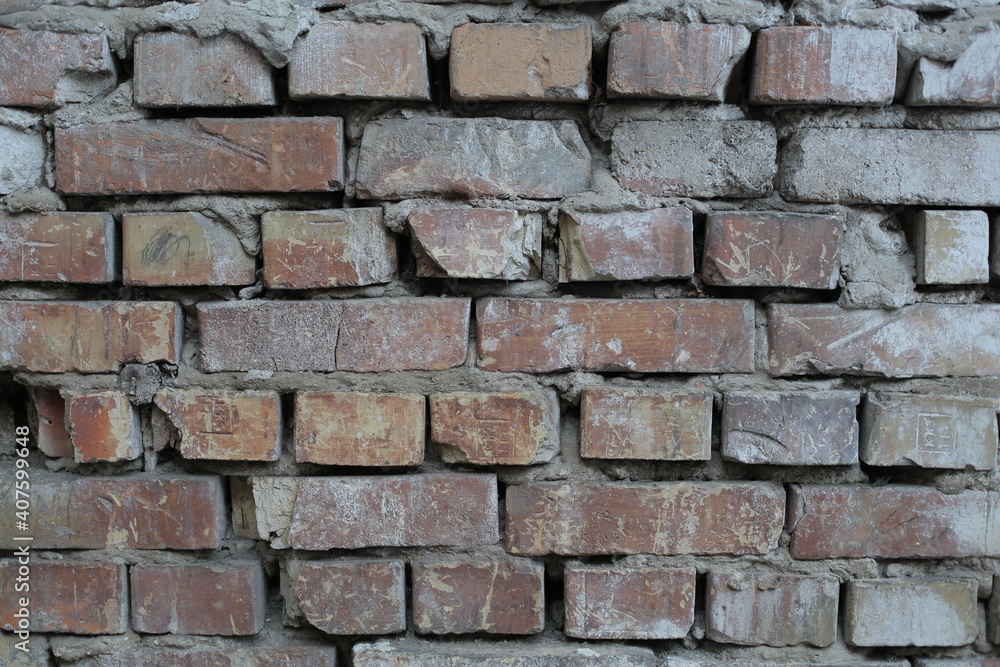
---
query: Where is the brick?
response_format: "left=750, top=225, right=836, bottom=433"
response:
left=290, top=22, right=430, bottom=100
left=702, top=211, right=844, bottom=288
left=0, top=301, right=182, bottom=373
left=915, top=661, right=1000, bottom=667
left=82, top=648, right=339, bottom=667
left=608, top=22, right=750, bottom=101
left=409, top=208, right=541, bottom=280
left=0, top=28, right=114, bottom=106
left=558, top=208, right=694, bottom=281
left=477, top=298, right=755, bottom=373
left=845, top=579, right=977, bottom=647
left=0, top=124, right=45, bottom=194
left=429, top=391, right=559, bottom=465
left=705, top=573, right=838, bottom=647
left=914, top=210, right=989, bottom=285
left=131, top=563, right=266, bottom=636
left=56, top=118, right=344, bottom=194
left=65, top=390, right=142, bottom=463
left=611, top=121, right=776, bottom=198
left=861, top=393, right=998, bottom=470
left=31, top=387, right=72, bottom=457
left=122, top=212, right=256, bottom=287
left=663, top=660, right=908, bottom=667
left=788, top=485, right=1000, bottom=559
left=564, top=566, right=696, bottom=639
left=450, top=23, right=590, bottom=102
left=355, top=117, right=591, bottom=199
left=907, top=32, right=1000, bottom=107
left=0, top=561, right=127, bottom=634
left=506, top=482, right=784, bottom=555
left=134, top=32, right=275, bottom=107
left=153, top=389, right=282, bottom=461
left=750, top=27, right=896, bottom=104
left=412, top=560, right=544, bottom=634
left=721, top=391, right=860, bottom=466
left=294, top=392, right=424, bottom=466
left=780, top=129, right=1000, bottom=206
left=991, top=574, right=1000, bottom=644
left=0, top=631, right=50, bottom=666
left=0, top=212, right=115, bottom=283
left=286, top=560, right=405, bottom=635
left=261, top=208, right=396, bottom=288
left=768, top=303, right=1000, bottom=377
left=580, top=388, right=712, bottom=461
left=353, top=642, right=656, bottom=666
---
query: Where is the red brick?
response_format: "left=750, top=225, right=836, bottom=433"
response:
left=65, top=389, right=142, bottom=463
left=564, top=566, right=696, bottom=639
left=580, top=388, right=712, bottom=461
left=0, top=212, right=115, bottom=283
left=429, top=391, right=559, bottom=465
left=86, top=648, right=339, bottom=667
left=286, top=560, right=405, bottom=635
left=0, top=28, right=114, bottom=107
left=412, top=560, right=544, bottom=635
left=0, top=301, right=182, bottom=373
left=131, top=563, right=266, bottom=636
left=477, top=298, right=755, bottom=373
left=56, top=118, right=344, bottom=194
left=608, top=22, right=750, bottom=101
left=0, top=561, right=127, bottom=634
left=703, top=212, right=844, bottom=288
left=290, top=22, right=430, bottom=100
left=31, top=387, right=72, bottom=458
left=559, top=209, right=694, bottom=281
left=294, top=392, right=424, bottom=466
left=506, top=482, right=784, bottom=555
left=134, top=32, right=275, bottom=107
left=789, top=485, right=1000, bottom=559
left=750, top=27, right=897, bottom=105
left=845, top=579, right=977, bottom=647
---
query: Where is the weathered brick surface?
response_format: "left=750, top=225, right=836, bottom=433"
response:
left=65, top=389, right=142, bottom=463
left=477, top=298, right=755, bottom=373
left=0, top=212, right=115, bottom=283
left=559, top=208, right=694, bottom=281
left=31, top=387, right=72, bottom=458
left=789, top=485, right=1000, bottom=559
left=56, top=118, right=345, bottom=194
left=0, top=632, right=50, bottom=666
left=412, top=560, right=544, bottom=634
left=580, top=388, right=712, bottom=461
left=506, top=482, right=784, bottom=555
left=564, top=566, right=696, bottom=639
left=287, top=560, right=406, bottom=635
left=0, top=124, right=45, bottom=195
left=0, top=28, right=114, bottom=106
left=914, top=210, right=989, bottom=285
left=844, top=579, right=978, bottom=647
left=907, top=33, right=1000, bottom=107
left=353, top=642, right=657, bottom=666
left=82, top=648, right=340, bottom=667
left=991, top=574, right=1000, bottom=644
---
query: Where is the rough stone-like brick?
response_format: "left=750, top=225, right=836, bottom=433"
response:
left=261, top=208, right=396, bottom=288
left=31, top=387, right=72, bottom=457
left=290, top=22, right=430, bottom=100
left=153, top=389, right=282, bottom=461
left=559, top=209, right=694, bottom=281
left=412, top=560, right=544, bottom=634
left=914, top=660, right=1000, bottom=667
left=0, top=561, right=127, bottom=634
left=768, top=303, right=1000, bottom=377
left=450, top=23, right=590, bottom=102
left=706, top=573, right=838, bottom=647
left=409, top=208, right=541, bottom=280
left=477, top=298, right=755, bottom=373
left=751, top=27, right=896, bottom=104
left=608, top=22, right=750, bottom=101
left=134, top=32, right=275, bottom=107
left=721, top=391, right=860, bottom=466
left=861, top=393, right=998, bottom=470
left=564, top=566, right=696, bottom=639
left=580, top=388, right=712, bottom=461
left=353, top=641, right=656, bottom=666
left=780, top=129, right=1000, bottom=206
left=506, top=482, right=784, bottom=555
left=294, top=392, right=424, bottom=466
left=0, top=28, right=114, bottom=106
left=122, top=212, right=256, bottom=287
left=0, top=301, right=182, bottom=373
left=81, top=648, right=339, bottom=667
left=702, top=211, right=844, bottom=288
left=131, top=563, right=266, bottom=636
left=991, top=574, right=1000, bottom=644
left=56, top=118, right=345, bottom=194
left=429, top=391, right=559, bottom=465
left=355, top=117, right=591, bottom=199
left=286, top=560, right=406, bottom=635
left=907, top=32, right=1000, bottom=107
left=789, top=485, right=1000, bottom=559
left=65, top=390, right=142, bottom=463
left=0, top=212, right=115, bottom=283
left=0, top=631, right=50, bottom=666
left=914, top=210, right=989, bottom=285
left=0, top=124, right=45, bottom=194
left=845, top=579, right=977, bottom=647
left=662, top=659, right=909, bottom=667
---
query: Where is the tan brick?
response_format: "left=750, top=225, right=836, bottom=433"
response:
left=914, top=210, right=989, bottom=285
left=0, top=212, right=115, bottom=283
left=286, top=560, right=406, bottom=635
left=0, top=28, right=114, bottom=107
left=430, top=391, right=559, bottom=465
left=294, top=392, right=424, bottom=466
left=907, top=33, right=1000, bottom=107
left=580, top=388, right=712, bottom=461
left=65, top=390, right=142, bottom=463
left=845, top=579, right=977, bottom=647
left=31, top=387, right=72, bottom=458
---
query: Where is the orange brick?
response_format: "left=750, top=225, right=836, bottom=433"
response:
left=31, top=387, right=72, bottom=458
left=65, top=390, right=142, bottom=463
left=0, top=212, right=115, bottom=283
left=0, top=28, right=114, bottom=107
left=286, top=560, right=406, bottom=635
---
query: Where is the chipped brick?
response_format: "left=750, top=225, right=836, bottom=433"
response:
left=65, top=389, right=142, bottom=463
left=286, top=560, right=406, bottom=635
left=0, top=28, right=114, bottom=107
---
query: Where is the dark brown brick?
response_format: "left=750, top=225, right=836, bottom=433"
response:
left=0, top=212, right=115, bottom=283
left=286, top=560, right=406, bottom=635
left=0, top=28, right=114, bottom=107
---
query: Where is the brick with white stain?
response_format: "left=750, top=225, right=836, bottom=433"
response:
left=845, top=579, right=978, bottom=647
left=914, top=210, right=989, bottom=285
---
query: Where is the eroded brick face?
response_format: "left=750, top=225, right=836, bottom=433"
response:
left=845, top=579, right=978, bottom=647
left=0, top=28, right=114, bottom=106
left=287, top=560, right=406, bottom=635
